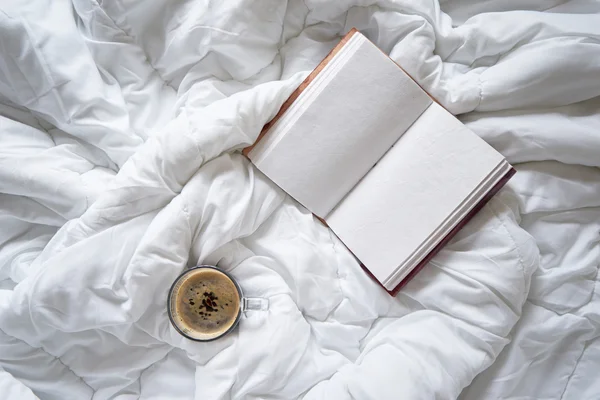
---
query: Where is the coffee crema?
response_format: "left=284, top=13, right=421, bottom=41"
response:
left=170, top=268, right=241, bottom=341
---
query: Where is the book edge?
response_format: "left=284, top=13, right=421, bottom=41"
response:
left=382, top=167, right=517, bottom=296
left=248, top=32, right=366, bottom=170
left=382, top=158, right=510, bottom=288
left=242, top=28, right=359, bottom=156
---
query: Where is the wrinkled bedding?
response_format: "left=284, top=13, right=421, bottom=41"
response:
left=0, top=0, right=599, bottom=399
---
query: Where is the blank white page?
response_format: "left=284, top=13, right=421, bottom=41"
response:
left=249, top=33, right=431, bottom=218
left=325, top=102, right=505, bottom=287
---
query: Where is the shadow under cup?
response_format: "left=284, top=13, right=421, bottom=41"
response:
left=168, top=266, right=243, bottom=341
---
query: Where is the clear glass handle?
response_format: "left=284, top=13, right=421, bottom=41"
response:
left=243, top=297, right=269, bottom=311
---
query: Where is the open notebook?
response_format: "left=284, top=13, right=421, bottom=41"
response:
left=244, top=29, right=515, bottom=295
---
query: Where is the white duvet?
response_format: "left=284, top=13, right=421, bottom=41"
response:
left=0, top=0, right=599, bottom=399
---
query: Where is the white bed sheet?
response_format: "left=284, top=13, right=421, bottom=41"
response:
left=0, top=0, right=598, bottom=399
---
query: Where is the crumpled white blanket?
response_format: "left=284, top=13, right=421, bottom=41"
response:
left=0, top=0, right=599, bottom=399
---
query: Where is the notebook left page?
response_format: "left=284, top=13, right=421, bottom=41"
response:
left=248, top=32, right=431, bottom=218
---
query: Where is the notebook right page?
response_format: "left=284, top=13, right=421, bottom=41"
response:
left=325, top=102, right=506, bottom=286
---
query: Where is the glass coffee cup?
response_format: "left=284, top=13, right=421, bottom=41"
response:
left=167, top=265, right=268, bottom=341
